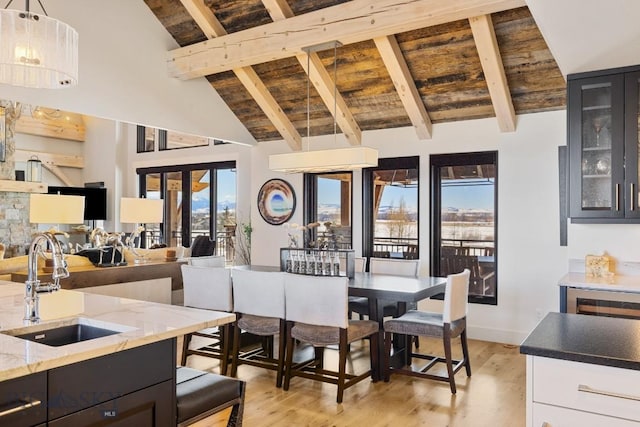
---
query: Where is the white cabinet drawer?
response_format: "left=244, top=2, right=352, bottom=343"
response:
left=533, top=357, right=640, bottom=422
left=533, top=402, right=640, bottom=427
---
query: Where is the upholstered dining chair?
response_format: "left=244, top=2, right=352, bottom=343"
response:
left=283, top=274, right=379, bottom=403
left=181, top=265, right=234, bottom=375
left=230, top=269, right=286, bottom=387
left=188, top=255, right=226, bottom=267
left=383, top=269, right=471, bottom=393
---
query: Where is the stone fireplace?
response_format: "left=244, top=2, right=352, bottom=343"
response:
left=0, top=101, right=35, bottom=257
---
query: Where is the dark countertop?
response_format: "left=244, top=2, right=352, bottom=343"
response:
left=520, top=312, right=640, bottom=371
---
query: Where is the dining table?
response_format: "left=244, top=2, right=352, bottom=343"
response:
left=232, top=266, right=447, bottom=381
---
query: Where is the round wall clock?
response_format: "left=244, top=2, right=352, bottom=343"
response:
left=257, top=178, right=296, bottom=225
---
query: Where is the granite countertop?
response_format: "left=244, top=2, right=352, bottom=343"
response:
left=520, top=312, right=640, bottom=371
left=0, top=281, right=235, bottom=382
left=559, top=272, right=640, bottom=293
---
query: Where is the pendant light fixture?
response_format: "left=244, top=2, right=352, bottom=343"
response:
left=269, top=41, right=377, bottom=173
left=0, top=0, right=78, bottom=88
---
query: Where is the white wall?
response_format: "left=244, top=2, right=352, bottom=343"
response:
left=0, top=0, right=255, bottom=145
left=250, top=110, right=568, bottom=344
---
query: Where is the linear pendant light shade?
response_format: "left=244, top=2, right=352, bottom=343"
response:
left=0, top=6, right=78, bottom=88
left=269, top=146, right=378, bottom=173
left=30, top=193, right=84, bottom=224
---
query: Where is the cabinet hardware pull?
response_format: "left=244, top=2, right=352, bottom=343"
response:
left=616, top=184, right=621, bottom=211
left=578, top=384, right=640, bottom=402
left=0, top=398, right=41, bottom=417
left=631, top=184, right=636, bottom=211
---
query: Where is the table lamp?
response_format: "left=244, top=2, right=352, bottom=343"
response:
left=120, top=197, right=164, bottom=264
left=30, top=193, right=85, bottom=235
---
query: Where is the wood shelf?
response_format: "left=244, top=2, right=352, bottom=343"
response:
left=0, top=180, right=48, bottom=193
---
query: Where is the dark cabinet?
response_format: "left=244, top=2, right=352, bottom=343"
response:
left=0, top=338, right=176, bottom=427
left=0, top=372, right=46, bottom=427
left=568, top=66, right=640, bottom=221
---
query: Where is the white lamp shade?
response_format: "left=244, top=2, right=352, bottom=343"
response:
left=120, top=198, right=164, bottom=224
left=269, top=146, right=378, bottom=173
left=30, top=193, right=84, bottom=224
left=0, top=8, right=78, bottom=88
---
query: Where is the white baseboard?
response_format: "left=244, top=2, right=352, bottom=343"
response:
left=467, top=324, right=529, bottom=346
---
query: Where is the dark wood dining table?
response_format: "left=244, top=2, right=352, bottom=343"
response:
left=348, top=272, right=447, bottom=380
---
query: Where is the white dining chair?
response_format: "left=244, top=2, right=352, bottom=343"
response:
left=383, top=269, right=471, bottom=393
left=230, top=269, right=286, bottom=387
left=283, top=274, right=379, bottom=403
left=181, top=265, right=233, bottom=375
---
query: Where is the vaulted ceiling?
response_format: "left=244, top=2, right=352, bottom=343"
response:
left=143, top=0, right=566, bottom=150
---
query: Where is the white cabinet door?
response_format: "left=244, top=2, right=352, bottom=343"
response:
left=533, top=403, right=640, bottom=427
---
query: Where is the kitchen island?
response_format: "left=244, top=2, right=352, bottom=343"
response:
left=0, top=281, right=235, bottom=426
left=521, top=312, right=640, bottom=426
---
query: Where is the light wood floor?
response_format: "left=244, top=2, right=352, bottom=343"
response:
left=181, top=336, right=526, bottom=427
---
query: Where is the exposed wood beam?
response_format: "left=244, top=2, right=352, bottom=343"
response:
left=168, top=0, right=526, bottom=79
left=262, top=0, right=362, bottom=145
left=45, top=164, right=75, bottom=186
left=15, top=149, right=84, bottom=169
left=0, top=179, right=47, bottom=193
left=469, top=14, right=516, bottom=132
left=179, top=0, right=301, bottom=150
left=16, top=108, right=85, bottom=142
left=373, top=35, right=432, bottom=139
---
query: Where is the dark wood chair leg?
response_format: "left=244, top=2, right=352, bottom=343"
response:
left=220, top=324, right=231, bottom=376
left=369, top=330, right=379, bottom=383
left=314, top=347, right=324, bottom=371
left=283, top=322, right=295, bottom=391
left=337, top=330, right=348, bottom=403
left=181, top=333, right=192, bottom=365
left=276, top=319, right=286, bottom=388
left=443, top=327, right=456, bottom=394
left=461, top=328, right=472, bottom=377
left=227, top=380, right=245, bottom=427
left=230, top=318, right=242, bottom=378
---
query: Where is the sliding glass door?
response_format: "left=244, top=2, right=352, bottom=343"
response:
left=138, top=161, right=236, bottom=261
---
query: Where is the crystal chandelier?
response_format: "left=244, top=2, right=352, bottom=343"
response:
left=0, top=0, right=78, bottom=88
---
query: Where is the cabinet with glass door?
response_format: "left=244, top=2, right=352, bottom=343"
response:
left=568, top=67, right=640, bottom=221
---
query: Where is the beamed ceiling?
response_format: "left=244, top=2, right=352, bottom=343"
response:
left=144, top=0, right=566, bottom=149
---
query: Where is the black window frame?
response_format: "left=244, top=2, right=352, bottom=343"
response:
left=429, top=151, right=498, bottom=305
left=363, top=156, right=420, bottom=264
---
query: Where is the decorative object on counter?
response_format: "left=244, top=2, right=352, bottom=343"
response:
left=165, top=248, right=177, bottom=262
left=257, top=178, right=296, bottom=225
left=280, top=248, right=355, bottom=278
left=585, top=253, right=611, bottom=277
left=26, top=155, right=42, bottom=181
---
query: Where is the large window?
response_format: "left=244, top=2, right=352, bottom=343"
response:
left=138, top=161, right=236, bottom=262
left=303, top=172, right=352, bottom=249
left=363, top=156, right=419, bottom=260
left=430, top=151, right=498, bottom=305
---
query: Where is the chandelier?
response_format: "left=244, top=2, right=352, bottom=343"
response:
left=0, top=0, right=78, bottom=88
left=269, top=41, right=377, bottom=173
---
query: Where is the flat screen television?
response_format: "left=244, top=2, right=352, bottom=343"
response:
left=48, top=186, right=108, bottom=220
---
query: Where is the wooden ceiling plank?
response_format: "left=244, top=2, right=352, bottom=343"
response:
left=233, top=66, right=302, bottom=150
left=179, top=0, right=302, bottom=150
left=262, top=0, right=361, bottom=145
left=16, top=110, right=86, bottom=142
left=15, top=149, right=84, bottom=169
left=178, top=0, right=226, bottom=37
left=168, top=0, right=527, bottom=79
left=374, top=35, right=432, bottom=139
left=469, top=14, right=516, bottom=132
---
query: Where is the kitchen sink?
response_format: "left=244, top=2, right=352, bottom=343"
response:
left=1, top=317, right=134, bottom=347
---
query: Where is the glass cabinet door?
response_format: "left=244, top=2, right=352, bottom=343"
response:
left=624, top=72, right=640, bottom=218
left=569, top=74, right=624, bottom=218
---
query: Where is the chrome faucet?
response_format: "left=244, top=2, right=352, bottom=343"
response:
left=24, top=232, right=69, bottom=323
